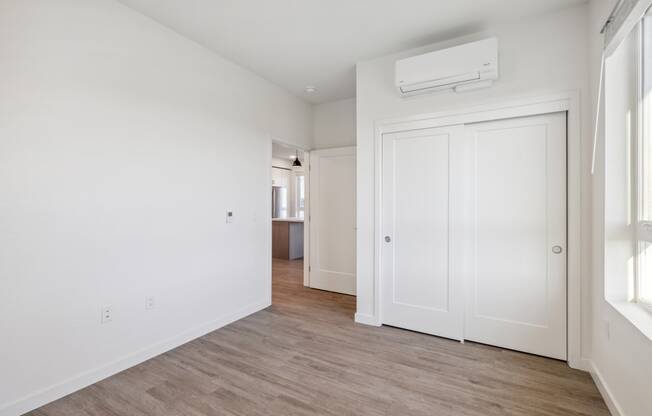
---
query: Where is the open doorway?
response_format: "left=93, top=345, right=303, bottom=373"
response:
left=270, top=142, right=309, bottom=292
left=269, top=141, right=357, bottom=305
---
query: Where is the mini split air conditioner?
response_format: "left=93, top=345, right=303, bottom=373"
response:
left=395, top=37, right=498, bottom=96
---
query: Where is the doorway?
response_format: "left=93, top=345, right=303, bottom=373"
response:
left=271, top=142, right=309, bottom=289
left=269, top=142, right=357, bottom=304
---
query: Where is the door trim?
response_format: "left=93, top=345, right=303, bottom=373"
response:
left=364, top=91, right=585, bottom=371
left=303, top=151, right=311, bottom=287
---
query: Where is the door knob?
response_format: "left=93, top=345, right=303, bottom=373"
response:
left=385, top=236, right=392, bottom=243
left=552, top=245, right=563, bottom=254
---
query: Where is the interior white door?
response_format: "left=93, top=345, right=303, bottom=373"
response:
left=309, top=147, right=356, bottom=295
left=381, top=125, right=466, bottom=340
left=462, top=112, right=567, bottom=360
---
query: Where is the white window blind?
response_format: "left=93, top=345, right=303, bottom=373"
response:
left=603, top=0, right=652, bottom=55
left=593, top=0, right=652, bottom=174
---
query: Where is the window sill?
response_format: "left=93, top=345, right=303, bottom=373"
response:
left=606, top=299, right=652, bottom=342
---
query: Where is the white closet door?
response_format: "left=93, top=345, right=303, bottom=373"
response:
left=309, top=147, right=356, bottom=295
left=462, top=113, right=567, bottom=360
left=381, top=125, right=465, bottom=340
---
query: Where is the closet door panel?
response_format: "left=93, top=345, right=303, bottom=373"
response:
left=463, top=112, right=567, bottom=360
left=381, top=125, right=465, bottom=340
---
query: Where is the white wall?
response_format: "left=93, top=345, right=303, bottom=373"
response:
left=0, top=0, right=312, bottom=415
left=313, top=97, right=356, bottom=149
left=355, top=4, right=594, bottom=363
left=589, top=1, right=652, bottom=415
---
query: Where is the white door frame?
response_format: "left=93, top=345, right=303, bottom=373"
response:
left=303, top=150, right=311, bottom=287
left=370, top=91, right=585, bottom=370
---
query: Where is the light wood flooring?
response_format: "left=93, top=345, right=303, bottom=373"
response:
left=28, top=259, right=609, bottom=416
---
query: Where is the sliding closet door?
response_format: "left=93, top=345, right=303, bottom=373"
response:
left=381, top=125, right=465, bottom=340
left=462, top=113, right=567, bottom=360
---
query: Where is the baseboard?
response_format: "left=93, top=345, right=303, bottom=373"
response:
left=589, top=360, right=625, bottom=416
left=354, top=312, right=381, bottom=326
left=569, top=356, right=592, bottom=372
left=0, top=299, right=270, bottom=416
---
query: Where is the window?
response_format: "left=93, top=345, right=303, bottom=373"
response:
left=636, top=11, right=652, bottom=308
left=296, top=174, right=305, bottom=218
left=602, top=0, right=652, bottom=339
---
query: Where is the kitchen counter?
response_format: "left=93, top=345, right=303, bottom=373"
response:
left=272, top=219, right=304, bottom=260
left=272, top=217, right=304, bottom=223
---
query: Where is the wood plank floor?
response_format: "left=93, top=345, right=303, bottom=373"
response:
left=28, top=259, right=609, bottom=416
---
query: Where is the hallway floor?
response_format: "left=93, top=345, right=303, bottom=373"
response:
left=28, top=259, right=608, bottom=416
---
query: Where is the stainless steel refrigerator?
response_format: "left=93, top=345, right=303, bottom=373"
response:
left=272, top=186, right=288, bottom=218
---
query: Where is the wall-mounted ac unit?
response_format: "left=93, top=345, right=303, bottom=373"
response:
left=395, top=38, right=498, bottom=96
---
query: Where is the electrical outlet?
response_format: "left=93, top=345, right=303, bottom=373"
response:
left=101, top=306, right=112, bottom=323
left=145, top=296, right=155, bottom=310
left=226, top=210, right=234, bottom=224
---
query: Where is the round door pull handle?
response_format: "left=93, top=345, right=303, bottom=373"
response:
left=385, top=236, right=392, bottom=243
left=552, top=246, right=563, bottom=254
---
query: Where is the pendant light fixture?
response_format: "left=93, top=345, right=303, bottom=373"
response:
left=292, top=150, right=302, bottom=168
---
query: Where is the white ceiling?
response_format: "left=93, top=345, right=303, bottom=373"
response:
left=118, top=0, right=587, bottom=104
left=272, top=142, right=304, bottom=162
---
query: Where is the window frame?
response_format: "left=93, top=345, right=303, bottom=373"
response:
left=636, top=14, right=652, bottom=310
left=295, top=173, right=305, bottom=219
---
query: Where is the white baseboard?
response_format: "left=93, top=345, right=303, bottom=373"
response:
left=589, top=360, right=624, bottom=416
left=0, top=300, right=270, bottom=416
left=569, top=357, right=592, bottom=372
left=354, top=312, right=381, bottom=326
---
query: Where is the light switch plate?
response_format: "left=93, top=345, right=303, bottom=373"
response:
left=226, top=210, right=234, bottom=223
